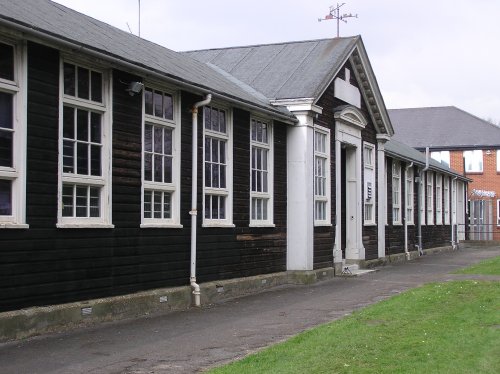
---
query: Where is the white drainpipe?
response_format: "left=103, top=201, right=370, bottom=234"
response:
left=190, top=94, right=212, bottom=307
left=404, top=162, right=413, bottom=260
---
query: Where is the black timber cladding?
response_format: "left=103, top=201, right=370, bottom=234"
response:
left=0, top=42, right=287, bottom=312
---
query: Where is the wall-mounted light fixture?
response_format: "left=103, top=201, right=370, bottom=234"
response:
left=126, top=81, right=144, bottom=96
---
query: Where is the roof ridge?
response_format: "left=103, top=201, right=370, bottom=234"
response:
left=182, top=36, right=359, bottom=53
left=452, top=106, right=500, bottom=129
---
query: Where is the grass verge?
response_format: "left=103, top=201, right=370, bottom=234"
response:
left=209, top=281, right=500, bottom=374
left=453, top=256, right=500, bottom=275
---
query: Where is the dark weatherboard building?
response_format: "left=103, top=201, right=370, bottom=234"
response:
left=0, top=0, right=468, bottom=317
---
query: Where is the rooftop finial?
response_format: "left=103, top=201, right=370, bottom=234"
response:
left=318, top=3, right=358, bottom=37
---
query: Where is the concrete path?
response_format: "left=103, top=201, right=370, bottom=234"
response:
left=0, top=244, right=498, bottom=374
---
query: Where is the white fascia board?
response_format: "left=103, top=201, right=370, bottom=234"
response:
left=271, top=98, right=323, bottom=115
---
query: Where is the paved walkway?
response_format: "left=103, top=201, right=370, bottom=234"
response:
left=0, top=244, right=498, bottom=373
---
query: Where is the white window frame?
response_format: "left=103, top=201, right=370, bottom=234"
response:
left=141, top=83, right=181, bottom=228
left=497, top=199, right=500, bottom=226
left=463, top=150, right=483, bottom=173
left=426, top=171, right=434, bottom=225
left=250, top=116, right=274, bottom=227
left=405, top=166, right=414, bottom=225
left=420, top=171, right=426, bottom=225
left=202, top=103, right=233, bottom=227
left=436, top=174, right=442, bottom=225
left=451, top=178, right=457, bottom=224
left=392, top=160, right=401, bottom=225
left=444, top=176, right=450, bottom=225
left=57, top=58, right=113, bottom=228
left=363, top=142, right=376, bottom=225
left=0, top=39, right=27, bottom=228
left=314, top=126, right=331, bottom=226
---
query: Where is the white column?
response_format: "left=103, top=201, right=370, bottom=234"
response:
left=376, top=134, right=390, bottom=258
left=286, top=112, right=315, bottom=270
left=333, top=138, right=343, bottom=264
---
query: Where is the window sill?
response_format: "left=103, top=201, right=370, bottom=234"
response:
left=202, top=223, right=235, bottom=228
left=140, top=223, right=183, bottom=229
left=363, top=223, right=377, bottom=227
left=56, top=223, right=115, bottom=229
left=0, top=223, right=29, bottom=229
left=392, top=223, right=403, bottom=226
left=314, top=222, right=332, bottom=227
left=249, top=223, right=276, bottom=228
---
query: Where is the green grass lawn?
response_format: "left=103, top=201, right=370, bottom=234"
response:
left=453, top=256, right=500, bottom=275
left=209, top=281, right=500, bottom=374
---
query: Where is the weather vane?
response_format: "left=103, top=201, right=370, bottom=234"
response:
left=318, top=3, right=358, bottom=38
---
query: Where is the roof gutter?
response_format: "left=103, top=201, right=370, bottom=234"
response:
left=0, top=16, right=297, bottom=124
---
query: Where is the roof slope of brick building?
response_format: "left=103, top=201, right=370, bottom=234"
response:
left=388, top=106, right=500, bottom=150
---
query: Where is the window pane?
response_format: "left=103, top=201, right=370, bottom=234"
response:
left=144, top=88, right=153, bottom=115
left=62, top=140, right=74, bottom=173
left=0, top=91, right=13, bottom=129
left=63, top=63, right=75, bottom=96
left=205, top=163, right=211, bottom=188
left=154, top=126, right=162, bottom=153
left=0, top=179, right=12, bottom=215
left=219, top=110, right=226, bottom=133
left=77, top=143, right=89, bottom=175
left=90, top=112, right=101, bottom=143
left=62, top=184, right=74, bottom=217
left=144, top=153, right=152, bottom=180
left=164, top=128, right=172, bottom=155
left=144, top=190, right=152, bottom=218
left=90, top=71, right=102, bottom=102
left=77, top=109, right=88, bottom=141
left=163, top=192, right=172, bottom=218
left=75, top=186, right=87, bottom=217
left=204, top=107, right=211, bottom=130
left=0, top=130, right=12, bottom=167
left=163, top=93, right=173, bottom=120
left=90, top=144, right=101, bottom=176
left=220, top=164, right=226, bottom=188
left=164, top=156, right=172, bottom=183
left=211, top=108, right=219, bottom=132
left=154, top=91, right=162, bottom=117
left=63, top=106, right=74, bottom=139
left=154, top=154, right=162, bottom=182
left=153, top=191, right=161, bottom=218
left=145, top=124, right=153, bottom=153
left=77, top=67, right=89, bottom=100
left=205, top=195, right=211, bottom=219
left=0, top=43, right=14, bottom=81
left=89, top=187, right=100, bottom=217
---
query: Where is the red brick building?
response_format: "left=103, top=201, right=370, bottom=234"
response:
left=389, top=106, right=500, bottom=240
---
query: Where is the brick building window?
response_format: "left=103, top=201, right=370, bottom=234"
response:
left=463, top=150, right=483, bottom=173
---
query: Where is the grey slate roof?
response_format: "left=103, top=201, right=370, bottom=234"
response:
left=388, top=106, right=500, bottom=149
left=184, top=37, right=359, bottom=100
left=385, top=139, right=468, bottom=180
left=0, top=0, right=293, bottom=119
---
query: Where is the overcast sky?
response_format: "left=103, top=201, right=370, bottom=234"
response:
left=53, top=0, right=500, bottom=123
